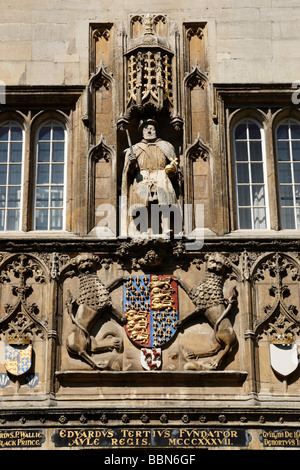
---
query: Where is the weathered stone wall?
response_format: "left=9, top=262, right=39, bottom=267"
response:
left=0, top=0, right=300, bottom=86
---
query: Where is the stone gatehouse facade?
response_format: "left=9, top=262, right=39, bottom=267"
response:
left=0, top=0, right=299, bottom=451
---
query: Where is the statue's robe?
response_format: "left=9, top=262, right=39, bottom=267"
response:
left=122, top=138, right=178, bottom=208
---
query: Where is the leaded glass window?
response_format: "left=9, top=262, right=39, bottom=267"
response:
left=34, top=121, right=66, bottom=230
left=276, top=118, right=300, bottom=229
left=234, top=119, right=269, bottom=229
left=0, top=121, right=23, bottom=230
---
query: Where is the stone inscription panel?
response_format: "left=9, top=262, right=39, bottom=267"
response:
left=0, top=430, right=45, bottom=448
left=260, top=429, right=300, bottom=448
left=52, top=428, right=251, bottom=448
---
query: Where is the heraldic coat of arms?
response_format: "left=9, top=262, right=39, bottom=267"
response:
left=5, top=334, right=32, bottom=376
left=123, top=275, right=178, bottom=370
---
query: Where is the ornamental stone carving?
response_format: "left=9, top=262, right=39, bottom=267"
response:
left=65, top=254, right=126, bottom=370
left=174, top=253, right=238, bottom=370
left=126, top=14, right=173, bottom=112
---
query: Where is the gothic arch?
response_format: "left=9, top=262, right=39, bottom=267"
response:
left=250, top=252, right=300, bottom=340
left=0, top=253, right=50, bottom=340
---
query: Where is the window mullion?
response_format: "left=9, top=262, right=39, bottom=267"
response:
left=287, top=122, right=295, bottom=220
left=49, top=124, right=53, bottom=230
left=4, top=124, right=10, bottom=231
left=34, top=137, right=38, bottom=230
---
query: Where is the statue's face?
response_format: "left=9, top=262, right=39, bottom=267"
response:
left=207, top=254, right=225, bottom=274
left=78, top=256, right=94, bottom=273
left=142, top=124, right=157, bottom=140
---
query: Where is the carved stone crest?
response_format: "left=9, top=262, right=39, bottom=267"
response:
left=123, top=274, right=178, bottom=369
left=5, top=334, right=32, bottom=376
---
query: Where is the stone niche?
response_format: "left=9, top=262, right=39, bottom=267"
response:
left=0, top=253, right=52, bottom=395
left=85, top=14, right=211, bottom=237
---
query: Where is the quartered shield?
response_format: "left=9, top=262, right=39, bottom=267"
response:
left=5, top=342, right=32, bottom=376
left=123, top=274, right=178, bottom=349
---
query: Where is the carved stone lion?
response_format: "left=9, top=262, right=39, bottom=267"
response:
left=65, top=254, right=126, bottom=370
left=175, top=253, right=238, bottom=370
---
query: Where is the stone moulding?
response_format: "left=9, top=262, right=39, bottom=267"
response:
left=4, top=85, right=85, bottom=108
left=55, top=370, right=248, bottom=388
left=1, top=406, right=300, bottom=430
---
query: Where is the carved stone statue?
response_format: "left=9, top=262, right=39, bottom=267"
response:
left=65, top=254, right=126, bottom=370
left=121, top=119, right=179, bottom=235
left=175, top=253, right=238, bottom=370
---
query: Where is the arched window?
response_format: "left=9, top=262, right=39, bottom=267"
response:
left=233, top=119, right=268, bottom=229
left=0, top=121, right=24, bottom=231
left=275, top=118, right=300, bottom=229
left=34, top=121, right=66, bottom=230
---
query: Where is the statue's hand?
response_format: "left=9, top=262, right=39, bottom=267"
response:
left=129, top=153, right=137, bottom=164
left=165, top=163, right=176, bottom=175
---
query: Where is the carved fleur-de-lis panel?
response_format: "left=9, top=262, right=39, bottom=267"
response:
left=127, top=50, right=173, bottom=109
left=126, top=14, right=173, bottom=112
left=0, top=254, right=49, bottom=341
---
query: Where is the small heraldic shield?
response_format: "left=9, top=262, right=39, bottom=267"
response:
left=269, top=334, right=299, bottom=377
left=141, top=347, right=162, bottom=370
left=5, top=334, right=32, bottom=376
